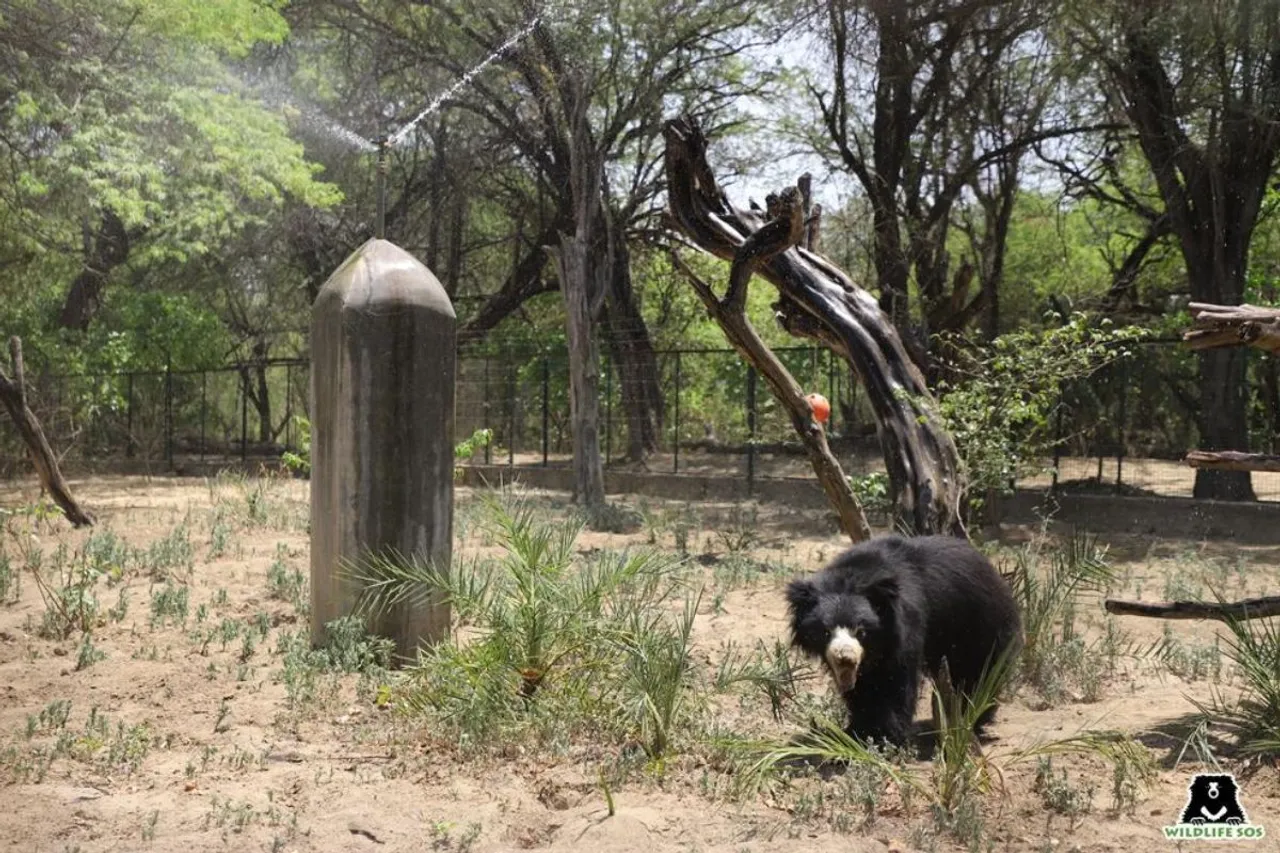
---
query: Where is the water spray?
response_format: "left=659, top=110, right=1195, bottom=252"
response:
left=374, top=135, right=390, bottom=240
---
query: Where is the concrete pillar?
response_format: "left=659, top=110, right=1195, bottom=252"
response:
left=309, top=238, right=455, bottom=661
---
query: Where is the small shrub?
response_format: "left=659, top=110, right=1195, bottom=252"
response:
left=935, top=314, right=1146, bottom=516
left=141, top=524, right=194, bottom=580
left=345, top=487, right=694, bottom=751
left=1004, top=530, right=1117, bottom=703
left=1193, top=608, right=1280, bottom=756
left=149, top=583, right=190, bottom=629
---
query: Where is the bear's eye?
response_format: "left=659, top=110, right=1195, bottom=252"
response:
left=852, top=627, right=865, bottom=639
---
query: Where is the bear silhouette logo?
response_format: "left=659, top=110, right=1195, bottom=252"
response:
left=1163, top=773, right=1267, bottom=840
left=1180, top=774, right=1247, bottom=825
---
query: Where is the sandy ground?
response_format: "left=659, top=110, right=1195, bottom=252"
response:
left=0, top=474, right=1278, bottom=853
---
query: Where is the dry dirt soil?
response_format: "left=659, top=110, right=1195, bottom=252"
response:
left=1, top=474, right=1278, bottom=853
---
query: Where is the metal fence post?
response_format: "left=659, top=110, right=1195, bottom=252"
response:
left=483, top=357, right=492, bottom=465
left=542, top=357, right=550, bottom=467
left=285, top=363, right=293, bottom=452
left=508, top=360, right=515, bottom=468
left=165, top=359, right=174, bottom=470
left=1116, top=357, right=1129, bottom=492
left=240, top=368, right=249, bottom=464
left=126, top=372, right=135, bottom=458
left=200, top=371, right=207, bottom=462
left=673, top=351, right=681, bottom=474
left=746, top=364, right=757, bottom=494
left=1051, top=386, right=1065, bottom=493
left=605, top=355, right=613, bottom=467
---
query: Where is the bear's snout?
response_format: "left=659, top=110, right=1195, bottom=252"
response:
left=825, top=627, right=864, bottom=693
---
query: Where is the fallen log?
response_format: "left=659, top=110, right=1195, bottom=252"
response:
left=1183, top=302, right=1280, bottom=354
left=1104, top=596, right=1280, bottom=622
left=0, top=336, right=95, bottom=527
left=1184, top=450, right=1280, bottom=472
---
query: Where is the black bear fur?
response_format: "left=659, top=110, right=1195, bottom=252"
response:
left=786, top=534, right=1022, bottom=748
left=1180, top=774, right=1247, bottom=825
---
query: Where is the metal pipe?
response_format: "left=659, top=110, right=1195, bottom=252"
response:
left=375, top=136, right=389, bottom=240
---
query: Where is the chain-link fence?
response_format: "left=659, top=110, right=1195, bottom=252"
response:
left=0, top=359, right=310, bottom=475
left=5, top=343, right=1278, bottom=501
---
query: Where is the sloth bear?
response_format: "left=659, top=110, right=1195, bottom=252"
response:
left=1180, top=774, right=1248, bottom=825
left=786, top=534, right=1022, bottom=748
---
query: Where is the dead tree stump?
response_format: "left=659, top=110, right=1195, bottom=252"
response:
left=0, top=337, right=94, bottom=527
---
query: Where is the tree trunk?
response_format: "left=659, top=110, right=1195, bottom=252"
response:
left=457, top=225, right=559, bottom=347
left=664, top=117, right=966, bottom=535
left=554, top=83, right=608, bottom=510
left=59, top=210, right=132, bottom=331
left=603, top=212, right=662, bottom=462
left=240, top=341, right=273, bottom=446
left=1193, top=347, right=1257, bottom=501
left=0, top=337, right=94, bottom=527
left=555, top=233, right=607, bottom=508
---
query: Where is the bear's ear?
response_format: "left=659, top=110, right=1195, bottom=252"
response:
left=863, top=575, right=900, bottom=619
left=785, top=577, right=820, bottom=617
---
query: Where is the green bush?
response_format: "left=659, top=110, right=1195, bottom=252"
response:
left=935, top=313, right=1147, bottom=513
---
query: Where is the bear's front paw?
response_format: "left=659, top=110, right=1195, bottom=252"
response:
left=1226, top=817, right=1243, bottom=825
left=1188, top=817, right=1206, bottom=825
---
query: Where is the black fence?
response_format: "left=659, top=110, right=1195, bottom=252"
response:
left=4, top=344, right=1278, bottom=501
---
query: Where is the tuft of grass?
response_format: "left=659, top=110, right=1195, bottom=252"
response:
left=74, top=632, right=106, bottom=671
left=713, top=639, right=802, bottom=722
left=140, top=523, right=194, bottom=581
left=0, top=550, right=16, bottom=602
left=1150, top=624, right=1223, bottom=682
left=266, top=553, right=307, bottom=615
left=583, top=501, right=644, bottom=534
left=344, top=487, right=696, bottom=753
left=1004, top=530, right=1119, bottom=703
left=148, top=582, right=190, bottom=629
left=1191, top=603, right=1280, bottom=756
left=1033, top=756, right=1095, bottom=824
left=730, top=639, right=1153, bottom=845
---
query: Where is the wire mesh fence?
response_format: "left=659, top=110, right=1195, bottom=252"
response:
left=4, top=343, right=1278, bottom=501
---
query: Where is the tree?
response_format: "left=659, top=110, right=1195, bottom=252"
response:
left=665, top=117, right=966, bottom=534
left=1066, top=0, right=1280, bottom=501
left=800, top=0, right=1092, bottom=365
left=312, top=0, right=773, bottom=505
left=0, top=0, right=340, bottom=336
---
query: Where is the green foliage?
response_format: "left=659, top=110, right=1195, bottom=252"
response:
left=344, top=488, right=699, bottom=756
left=281, top=417, right=312, bottom=476
left=846, top=472, right=892, bottom=515
left=1192, top=605, right=1280, bottom=757
left=1003, top=531, right=1119, bottom=703
left=0, top=0, right=339, bottom=389
left=936, top=313, right=1148, bottom=506
left=734, top=648, right=1152, bottom=845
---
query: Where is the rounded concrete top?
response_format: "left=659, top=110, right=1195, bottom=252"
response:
left=315, top=238, right=456, bottom=319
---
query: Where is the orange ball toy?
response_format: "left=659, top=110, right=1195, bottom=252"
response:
left=806, top=392, right=831, bottom=425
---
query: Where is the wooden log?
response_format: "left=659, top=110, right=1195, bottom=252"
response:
left=0, top=337, right=95, bottom=527
left=663, top=116, right=966, bottom=536
left=668, top=215, right=872, bottom=542
left=1184, top=450, right=1280, bottom=472
left=1183, top=302, right=1280, bottom=354
left=1105, top=596, right=1280, bottom=622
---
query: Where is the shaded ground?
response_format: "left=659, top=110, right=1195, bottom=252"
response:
left=0, top=474, right=1278, bottom=852
left=482, top=450, right=1280, bottom=502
